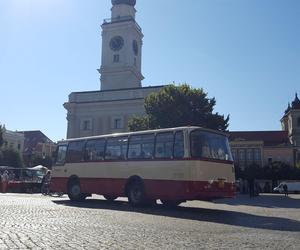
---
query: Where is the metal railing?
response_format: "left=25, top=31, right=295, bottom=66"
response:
left=103, top=15, right=142, bottom=32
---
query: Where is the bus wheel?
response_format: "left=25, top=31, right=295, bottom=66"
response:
left=127, top=180, right=146, bottom=207
left=68, top=180, right=86, bottom=202
left=160, top=199, right=182, bottom=207
left=103, top=195, right=118, bottom=201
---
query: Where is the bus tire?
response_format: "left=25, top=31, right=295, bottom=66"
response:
left=127, top=179, right=146, bottom=207
left=160, top=199, right=182, bottom=207
left=103, top=195, right=118, bottom=201
left=67, top=179, right=86, bottom=202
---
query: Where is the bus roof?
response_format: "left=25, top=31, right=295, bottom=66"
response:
left=58, top=126, right=228, bottom=144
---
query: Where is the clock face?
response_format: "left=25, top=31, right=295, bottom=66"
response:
left=109, top=36, right=124, bottom=51
left=133, top=40, right=138, bottom=56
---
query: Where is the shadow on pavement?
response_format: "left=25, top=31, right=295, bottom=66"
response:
left=214, top=194, right=300, bottom=209
left=53, top=198, right=300, bottom=232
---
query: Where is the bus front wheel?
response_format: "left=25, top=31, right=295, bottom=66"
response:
left=68, top=180, right=86, bottom=202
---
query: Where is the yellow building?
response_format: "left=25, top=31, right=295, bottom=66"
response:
left=230, top=93, right=300, bottom=168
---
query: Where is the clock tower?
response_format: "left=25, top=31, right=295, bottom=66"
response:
left=99, top=0, right=144, bottom=90
left=64, top=0, right=163, bottom=139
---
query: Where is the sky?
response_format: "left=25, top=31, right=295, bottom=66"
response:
left=0, top=0, right=299, bottom=142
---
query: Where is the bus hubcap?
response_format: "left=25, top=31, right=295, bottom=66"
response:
left=71, top=184, right=80, bottom=196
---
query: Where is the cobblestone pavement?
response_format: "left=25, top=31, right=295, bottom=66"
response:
left=0, top=193, right=299, bottom=249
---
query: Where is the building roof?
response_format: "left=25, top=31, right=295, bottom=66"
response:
left=229, top=130, right=290, bottom=146
left=291, top=93, right=300, bottom=109
left=284, top=93, right=300, bottom=115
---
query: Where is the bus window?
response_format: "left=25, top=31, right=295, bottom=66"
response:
left=155, top=132, right=174, bottom=159
left=56, top=145, right=68, bottom=165
left=128, top=134, right=155, bottom=159
left=105, top=137, right=128, bottom=160
left=174, top=131, right=184, bottom=158
left=66, top=141, right=86, bottom=163
left=190, top=130, right=233, bottom=161
left=85, top=138, right=106, bottom=161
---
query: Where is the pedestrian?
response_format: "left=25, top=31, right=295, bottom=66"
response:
left=41, top=170, right=51, bottom=195
left=249, top=180, right=254, bottom=198
left=1, top=170, right=9, bottom=193
left=283, top=183, right=288, bottom=197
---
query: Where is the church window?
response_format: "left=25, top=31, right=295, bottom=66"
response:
left=82, top=120, right=92, bottom=131
left=297, top=117, right=300, bottom=127
left=83, top=121, right=89, bottom=130
left=114, top=118, right=122, bottom=129
left=113, top=54, right=120, bottom=63
left=254, top=149, right=261, bottom=162
left=239, top=150, right=245, bottom=162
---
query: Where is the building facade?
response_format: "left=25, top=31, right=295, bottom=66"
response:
left=20, top=131, right=56, bottom=165
left=1, top=129, right=25, bottom=157
left=230, top=94, right=300, bottom=168
left=281, top=93, right=300, bottom=164
left=64, top=0, right=163, bottom=139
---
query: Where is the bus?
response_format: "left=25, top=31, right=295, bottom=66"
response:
left=51, top=126, right=235, bottom=206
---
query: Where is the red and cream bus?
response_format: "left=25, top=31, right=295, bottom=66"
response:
left=51, top=126, right=235, bottom=206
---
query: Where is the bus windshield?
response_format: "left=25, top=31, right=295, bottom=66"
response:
left=190, top=130, right=233, bottom=161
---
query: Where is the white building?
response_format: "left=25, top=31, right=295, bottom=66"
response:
left=64, top=0, right=163, bottom=139
left=2, top=129, right=25, bottom=156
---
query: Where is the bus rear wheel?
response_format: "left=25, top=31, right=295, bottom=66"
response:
left=68, top=180, right=86, bottom=202
left=127, top=180, right=146, bottom=207
left=160, top=199, right=182, bottom=207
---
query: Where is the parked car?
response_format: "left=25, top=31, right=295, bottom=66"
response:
left=273, top=182, right=300, bottom=194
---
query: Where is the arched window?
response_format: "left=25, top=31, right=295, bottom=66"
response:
left=297, top=117, right=300, bottom=127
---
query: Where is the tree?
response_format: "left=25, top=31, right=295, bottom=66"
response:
left=128, top=84, right=229, bottom=131
left=1, top=148, right=23, bottom=168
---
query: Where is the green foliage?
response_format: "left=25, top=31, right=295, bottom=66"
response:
left=235, top=161, right=300, bottom=181
left=128, top=115, right=150, bottom=132
left=243, top=163, right=261, bottom=181
left=128, top=84, right=229, bottom=132
left=263, top=161, right=299, bottom=180
left=0, top=148, right=23, bottom=168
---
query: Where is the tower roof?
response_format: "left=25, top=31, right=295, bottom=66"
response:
left=291, top=93, right=300, bottom=110
left=284, top=102, right=291, bottom=114
left=111, top=0, right=136, bottom=6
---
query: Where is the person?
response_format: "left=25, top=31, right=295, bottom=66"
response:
left=264, top=182, right=271, bottom=193
left=249, top=179, right=254, bottom=198
left=255, top=182, right=260, bottom=196
left=283, top=183, right=288, bottom=197
left=1, top=170, right=9, bottom=193
left=41, top=170, right=51, bottom=195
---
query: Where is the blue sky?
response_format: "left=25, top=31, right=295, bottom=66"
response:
left=0, top=0, right=299, bottom=142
